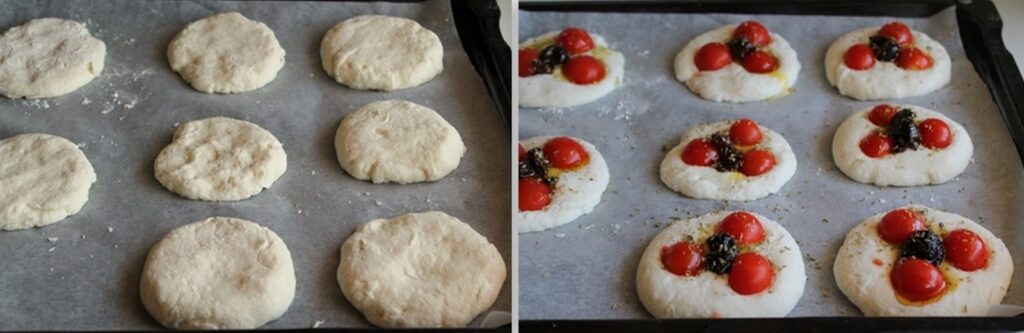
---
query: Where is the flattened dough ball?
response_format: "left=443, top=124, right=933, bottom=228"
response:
left=168, top=12, right=285, bottom=93
left=0, top=18, right=105, bottom=98
left=155, top=117, right=287, bottom=201
left=335, top=100, right=465, bottom=184
left=140, top=217, right=296, bottom=329
left=320, top=15, right=443, bottom=91
left=0, top=133, right=96, bottom=230
left=825, top=26, right=950, bottom=100
left=338, top=211, right=506, bottom=328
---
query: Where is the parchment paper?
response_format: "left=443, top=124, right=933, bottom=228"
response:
left=0, top=0, right=510, bottom=329
left=519, top=7, right=1023, bottom=319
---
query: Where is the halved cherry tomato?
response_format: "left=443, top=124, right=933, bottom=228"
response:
left=944, top=229, right=989, bottom=271
left=877, top=209, right=925, bottom=245
left=728, top=252, right=774, bottom=295
left=740, top=150, right=775, bottom=176
left=844, top=44, right=876, bottom=70
left=557, top=27, right=595, bottom=55
left=868, top=104, right=898, bottom=127
left=519, top=178, right=552, bottom=211
left=879, top=22, right=914, bottom=47
left=896, top=47, right=933, bottom=70
left=860, top=133, right=893, bottom=158
left=543, top=136, right=589, bottom=169
left=891, top=258, right=946, bottom=302
left=661, top=241, right=704, bottom=276
left=562, top=55, right=606, bottom=84
left=733, top=20, right=772, bottom=47
left=918, top=118, right=952, bottom=149
left=682, top=139, right=719, bottom=166
left=718, top=211, right=765, bottom=245
left=519, top=48, right=540, bottom=77
left=741, top=51, right=778, bottom=74
left=729, top=118, right=763, bottom=145
left=695, top=42, right=732, bottom=71
left=518, top=143, right=526, bottom=161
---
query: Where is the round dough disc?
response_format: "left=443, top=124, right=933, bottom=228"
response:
left=155, top=117, right=287, bottom=201
left=514, top=136, right=610, bottom=233
left=636, top=211, right=806, bottom=318
left=140, top=217, right=296, bottom=329
left=518, top=30, right=625, bottom=108
left=320, top=15, right=443, bottom=91
left=834, top=205, right=1013, bottom=316
left=0, top=133, right=96, bottom=230
left=825, top=27, right=950, bottom=100
left=338, top=211, right=506, bottom=328
left=335, top=100, right=465, bottom=184
left=168, top=12, right=285, bottom=93
left=0, top=18, right=105, bottom=99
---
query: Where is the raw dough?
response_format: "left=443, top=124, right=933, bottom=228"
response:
left=0, top=18, right=105, bottom=99
left=674, top=24, right=800, bottom=103
left=320, top=15, right=443, bottom=91
left=515, top=136, right=610, bottom=233
left=168, top=12, right=285, bottom=93
left=154, top=117, right=287, bottom=201
left=825, top=27, right=950, bottom=100
left=140, top=217, right=296, bottom=329
left=518, top=31, right=625, bottom=108
left=338, top=211, right=506, bottom=328
left=832, top=104, right=972, bottom=186
left=834, top=205, right=1013, bottom=316
left=335, top=100, right=465, bottom=184
left=636, top=211, right=805, bottom=318
left=0, top=133, right=96, bottom=230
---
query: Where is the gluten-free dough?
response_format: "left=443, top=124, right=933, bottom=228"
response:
left=320, top=15, right=443, bottom=91
left=0, top=133, right=96, bottom=230
left=0, top=18, right=106, bottom=99
left=168, top=12, right=286, bottom=93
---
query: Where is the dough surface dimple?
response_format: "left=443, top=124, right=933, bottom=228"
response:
left=0, top=18, right=106, bottom=99
left=335, top=100, right=465, bottom=184
left=140, top=217, right=296, bottom=329
left=338, top=211, right=506, bottom=328
left=320, top=15, right=443, bottom=91
left=0, top=133, right=97, bottom=230
left=154, top=117, right=287, bottom=201
left=168, top=12, right=285, bottom=94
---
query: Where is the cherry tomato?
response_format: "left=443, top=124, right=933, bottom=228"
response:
left=519, top=48, right=540, bottom=77
left=718, top=211, right=765, bottom=245
left=733, top=20, right=772, bottom=47
left=682, top=139, right=719, bottom=166
left=896, top=47, right=933, bottom=70
left=944, top=229, right=989, bottom=271
left=868, top=104, right=898, bottom=127
left=860, top=133, right=893, bottom=158
left=543, top=136, right=589, bottom=169
left=844, top=44, right=876, bottom=70
left=518, top=178, right=552, bottom=211
left=729, top=118, right=763, bottom=145
left=918, top=118, right=952, bottom=149
left=879, top=22, right=914, bottom=47
left=562, top=55, right=606, bottom=84
left=740, top=149, right=775, bottom=176
left=891, top=258, right=946, bottom=302
left=695, top=42, right=733, bottom=71
left=661, top=241, right=704, bottom=276
left=741, top=51, right=778, bottom=74
left=877, top=209, right=926, bottom=245
left=557, top=27, right=595, bottom=55
left=728, top=252, right=774, bottom=295
left=518, top=143, right=526, bottom=161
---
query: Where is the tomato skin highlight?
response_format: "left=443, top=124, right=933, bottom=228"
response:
left=682, top=139, right=719, bottom=167
left=518, top=178, right=552, bottom=211
left=741, top=51, right=779, bottom=74
left=661, top=242, right=705, bottom=277
left=733, top=20, right=772, bottom=47
left=860, top=133, right=893, bottom=158
left=695, top=42, right=733, bottom=71
left=519, top=48, right=540, bottom=77
left=918, top=118, right=952, bottom=149
left=718, top=212, right=765, bottom=245
left=944, top=229, right=989, bottom=272
left=740, top=149, right=775, bottom=176
left=891, top=258, right=946, bottom=302
left=896, top=47, right=933, bottom=70
left=879, top=22, right=914, bottom=47
left=869, top=104, right=898, bottom=127
left=844, top=44, right=876, bottom=70
left=877, top=209, right=926, bottom=245
left=729, top=119, right=763, bottom=145
left=562, top=55, right=606, bottom=84
left=543, top=136, right=589, bottom=169
left=728, top=252, right=774, bottom=295
left=557, top=27, right=595, bottom=55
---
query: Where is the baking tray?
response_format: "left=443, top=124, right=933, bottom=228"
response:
left=517, top=0, right=1024, bottom=331
left=0, top=0, right=510, bottom=330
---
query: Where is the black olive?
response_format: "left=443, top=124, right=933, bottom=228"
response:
left=705, top=233, right=739, bottom=274
left=710, top=133, right=743, bottom=172
left=887, top=109, right=921, bottom=153
left=901, top=230, right=945, bottom=266
left=727, top=37, right=756, bottom=60
left=519, top=148, right=555, bottom=185
left=869, top=36, right=900, bottom=62
left=532, top=45, right=570, bottom=75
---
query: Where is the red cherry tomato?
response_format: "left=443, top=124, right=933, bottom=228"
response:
left=879, top=22, right=914, bottom=47
left=740, top=150, right=775, bottom=176
left=860, top=133, right=893, bottom=158
left=661, top=241, right=704, bottom=276
left=897, top=47, right=933, bottom=70
left=891, top=258, right=946, bottom=302
left=718, top=211, right=765, bottom=245
left=682, top=139, right=719, bottom=167
left=543, top=136, right=589, bottom=169
left=728, top=252, right=774, bottom=295
left=695, top=42, right=733, bottom=71
left=519, top=48, right=540, bottom=77
left=918, top=118, right=952, bottom=149
left=557, top=27, right=595, bottom=55
left=518, top=178, right=552, bottom=211
left=729, top=118, right=763, bottom=145
left=733, top=20, right=772, bottom=47
left=741, top=51, right=779, bottom=74
left=518, top=143, right=526, bottom=161
left=868, top=104, right=898, bottom=127
left=877, top=209, right=926, bottom=245
left=944, top=229, right=989, bottom=272
left=844, top=44, right=876, bottom=70
left=562, top=55, right=606, bottom=84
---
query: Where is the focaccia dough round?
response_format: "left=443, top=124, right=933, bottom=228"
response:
left=338, top=211, right=506, bottom=328
left=140, top=217, right=296, bottom=329
left=335, top=100, right=465, bottom=184
left=154, top=117, right=287, bottom=201
left=320, top=15, right=443, bottom=91
left=168, top=12, right=286, bottom=94
left=518, top=30, right=625, bottom=108
left=637, top=211, right=805, bottom=318
left=0, top=18, right=105, bottom=99
left=825, top=27, right=951, bottom=100
left=660, top=121, right=797, bottom=201
left=832, top=104, right=972, bottom=186
left=0, top=133, right=96, bottom=230
left=515, top=136, right=610, bottom=233
left=674, top=24, right=800, bottom=103
left=834, top=205, right=1013, bottom=316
